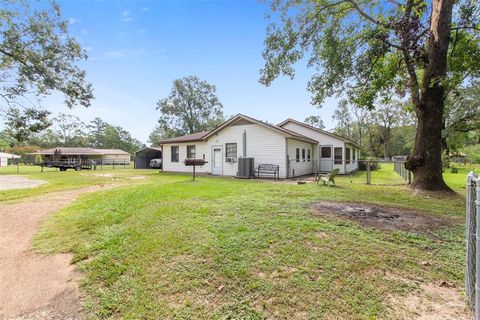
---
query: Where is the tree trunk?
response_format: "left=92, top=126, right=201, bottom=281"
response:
left=405, top=0, right=453, bottom=192
left=407, top=97, right=450, bottom=191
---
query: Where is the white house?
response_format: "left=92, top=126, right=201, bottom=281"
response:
left=158, top=114, right=317, bottom=179
left=158, top=114, right=359, bottom=178
left=278, top=118, right=360, bottom=174
left=0, top=152, right=20, bottom=167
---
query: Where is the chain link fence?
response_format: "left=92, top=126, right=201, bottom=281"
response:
left=285, top=158, right=412, bottom=185
left=393, top=161, right=412, bottom=184
left=466, top=171, right=479, bottom=318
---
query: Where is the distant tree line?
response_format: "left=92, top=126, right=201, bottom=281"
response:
left=0, top=113, right=143, bottom=156
left=306, top=80, right=480, bottom=162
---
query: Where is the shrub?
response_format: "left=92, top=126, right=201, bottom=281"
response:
left=450, top=167, right=458, bottom=174
left=359, top=160, right=381, bottom=171
left=462, top=145, right=480, bottom=164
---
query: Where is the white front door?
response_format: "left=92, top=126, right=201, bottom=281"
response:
left=211, top=146, right=223, bottom=175
left=320, top=146, right=333, bottom=172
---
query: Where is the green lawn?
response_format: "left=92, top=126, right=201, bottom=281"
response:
left=26, top=164, right=469, bottom=319
left=0, top=164, right=154, bottom=202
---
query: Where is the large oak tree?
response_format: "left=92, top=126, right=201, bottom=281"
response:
left=155, top=76, right=224, bottom=136
left=1, top=0, right=93, bottom=141
left=260, top=0, right=480, bottom=192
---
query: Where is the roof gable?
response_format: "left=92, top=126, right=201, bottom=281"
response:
left=278, top=118, right=360, bottom=147
left=203, top=114, right=317, bottom=143
left=155, top=114, right=318, bottom=145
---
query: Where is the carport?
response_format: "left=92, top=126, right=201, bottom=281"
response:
left=134, top=147, right=162, bottom=169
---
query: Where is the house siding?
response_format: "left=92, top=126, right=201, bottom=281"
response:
left=286, top=139, right=314, bottom=177
left=205, top=123, right=288, bottom=178
left=281, top=122, right=359, bottom=174
left=161, top=123, right=316, bottom=178
left=162, top=142, right=210, bottom=173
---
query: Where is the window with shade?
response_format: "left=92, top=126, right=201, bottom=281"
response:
left=307, top=149, right=311, bottom=162
left=187, top=145, right=196, bottom=159
left=346, top=148, right=351, bottom=164
left=171, top=146, right=179, bottom=162
left=302, top=149, right=306, bottom=162
left=225, top=143, right=237, bottom=162
left=334, top=147, right=342, bottom=164
left=296, top=148, right=300, bottom=162
left=321, top=147, right=331, bottom=158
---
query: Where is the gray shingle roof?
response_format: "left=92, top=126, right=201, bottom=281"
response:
left=156, top=131, right=210, bottom=144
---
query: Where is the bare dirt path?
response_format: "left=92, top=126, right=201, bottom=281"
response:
left=0, top=185, right=111, bottom=320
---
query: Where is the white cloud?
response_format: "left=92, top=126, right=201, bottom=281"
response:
left=68, top=17, right=81, bottom=25
left=122, top=10, right=132, bottom=22
left=90, top=49, right=147, bottom=61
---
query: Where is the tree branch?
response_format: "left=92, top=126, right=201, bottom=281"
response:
left=399, top=0, right=421, bottom=106
left=345, top=0, right=393, bottom=29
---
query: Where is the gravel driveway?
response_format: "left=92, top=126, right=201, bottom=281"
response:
left=0, top=176, right=46, bottom=191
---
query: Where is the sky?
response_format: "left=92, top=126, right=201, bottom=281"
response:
left=42, top=0, right=340, bottom=144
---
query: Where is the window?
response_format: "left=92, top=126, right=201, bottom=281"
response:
left=321, top=147, right=331, bottom=158
left=307, top=149, right=311, bottom=162
left=225, top=143, right=237, bottom=162
left=352, top=148, right=356, bottom=161
left=334, top=147, right=342, bottom=165
left=346, top=148, right=351, bottom=164
left=171, top=146, right=179, bottom=162
left=296, top=148, right=300, bottom=162
left=302, top=149, right=306, bottom=162
left=187, top=145, right=196, bottom=159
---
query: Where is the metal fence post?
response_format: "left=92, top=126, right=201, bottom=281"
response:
left=467, top=172, right=477, bottom=307
left=366, top=161, right=371, bottom=185
left=475, top=176, right=480, bottom=320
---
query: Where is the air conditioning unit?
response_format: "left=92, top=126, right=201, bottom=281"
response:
left=237, top=157, right=254, bottom=178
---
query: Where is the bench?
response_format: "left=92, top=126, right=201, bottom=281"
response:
left=255, top=164, right=280, bottom=180
left=317, top=168, right=340, bottom=186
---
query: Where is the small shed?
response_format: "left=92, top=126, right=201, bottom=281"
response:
left=135, top=147, right=162, bottom=169
left=0, top=152, right=21, bottom=167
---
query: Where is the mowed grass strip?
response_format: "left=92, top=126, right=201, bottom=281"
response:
left=33, top=165, right=467, bottom=319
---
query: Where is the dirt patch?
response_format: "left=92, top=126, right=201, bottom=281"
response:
left=0, top=185, right=114, bottom=319
left=129, top=175, right=147, bottom=180
left=80, top=173, right=113, bottom=178
left=310, top=201, right=451, bottom=233
left=389, top=281, right=471, bottom=319
left=0, top=175, right=46, bottom=191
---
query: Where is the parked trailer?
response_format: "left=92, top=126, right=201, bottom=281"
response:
left=41, top=160, right=96, bottom=172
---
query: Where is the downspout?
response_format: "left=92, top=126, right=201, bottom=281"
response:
left=242, top=130, right=247, bottom=158
left=286, top=138, right=289, bottom=179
